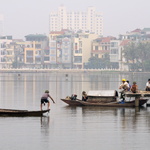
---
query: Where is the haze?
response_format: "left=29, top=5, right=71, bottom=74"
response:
left=0, top=0, right=149, bottom=39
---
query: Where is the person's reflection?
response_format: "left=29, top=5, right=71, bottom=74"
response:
left=41, top=116, right=50, bottom=128
left=40, top=116, right=50, bottom=147
left=120, top=108, right=125, bottom=117
left=120, top=108, right=139, bottom=131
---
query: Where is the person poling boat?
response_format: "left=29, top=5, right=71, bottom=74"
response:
left=40, top=90, right=55, bottom=110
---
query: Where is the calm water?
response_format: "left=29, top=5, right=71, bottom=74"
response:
left=0, top=72, right=150, bottom=150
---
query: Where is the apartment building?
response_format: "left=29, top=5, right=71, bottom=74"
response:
left=0, top=36, right=13, bottom=68
left=119, top=28, right=150, bottom=41
left=24, top=34, right=48, bottom=68
left=49, top=30, right=73, bottom=68
left=73, top=32, right=99, bottom=69
left=12, top=40, right=24, bottom=68
left=110, top=40, right=120, bottom=62
left=91, top=37, right=116, bottom=58
left=49, top=6, right=103, bottom=36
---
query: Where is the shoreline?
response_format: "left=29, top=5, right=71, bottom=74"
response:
left=0, top=68, right=120, bottom=73
left=0, top=68, right=149, bottom=73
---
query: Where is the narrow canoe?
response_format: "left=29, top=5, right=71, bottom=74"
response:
left=0, top=108, right=50, bottom=117
left=77, top=99, right=148, bottom=107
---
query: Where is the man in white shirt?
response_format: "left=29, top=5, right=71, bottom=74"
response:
left=145, top=79, right=150, bottom=91
left=119, top=79, right=129, bottom=91
left=119, top=79, right=129, bottom=101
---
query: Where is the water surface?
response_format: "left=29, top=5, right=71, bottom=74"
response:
left=0, top=72, right=150, bottom=150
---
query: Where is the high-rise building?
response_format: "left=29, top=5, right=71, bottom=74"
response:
left=49, top=6, right=103, bottom=36
left=0, top=14, right=4, bottom=36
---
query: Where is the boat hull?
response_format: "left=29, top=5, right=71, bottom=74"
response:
left=61, top=99, right=148, bottom=107
left=61, top=99, right=84, bottom=106
left=0, top=109, right=50, bottom=117
left=78, top=99, right=148, bottom=107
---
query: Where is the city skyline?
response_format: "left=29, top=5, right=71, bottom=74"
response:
left=0, top=0, right=150, bottom=39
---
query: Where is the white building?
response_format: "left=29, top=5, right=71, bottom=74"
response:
left=49, top=6, right=103, bottom=36
left=110, top=40, right=120, bottom=63
left=119, top=40, right=129, bottom=71
left=110, top=39, right=130, bottom=71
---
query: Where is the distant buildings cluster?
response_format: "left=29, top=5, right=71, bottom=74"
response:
left=0, top=6, right=150, bottom=71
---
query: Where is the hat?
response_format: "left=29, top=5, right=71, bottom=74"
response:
left=122, top=79, right=126, bottom=81
left=45, top=90, right=49, bottom=93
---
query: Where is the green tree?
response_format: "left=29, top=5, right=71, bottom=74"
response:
left=87, top=56, right=101, bottom=69
left=86, top=53, right=118, bottom=69
left=123, top=42, right=150, bottom=72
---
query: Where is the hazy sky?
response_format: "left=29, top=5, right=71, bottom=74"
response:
left=0, top=0, right=150, bottom=39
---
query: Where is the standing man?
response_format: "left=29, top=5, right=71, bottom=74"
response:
left=145, top=79, right=150, bottom=91
left=40, top=90, right=55, bottom=110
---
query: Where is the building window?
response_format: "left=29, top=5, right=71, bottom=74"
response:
left=35, top=44, right=41, bottom=49
left=74, top=56, right=82, bottom=63
left=64, top=56, right=68, bottom=60
left=95, top=46, right=98, bottom=50
left=111, top=42, right=118, bottom=47
left=111, top=49, right=118, bottom=54
left=26, top=51, right=33, bottom=57
left=44, top=57, right=50, bottom=61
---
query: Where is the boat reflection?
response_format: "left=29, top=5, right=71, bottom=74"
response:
left=62, top=105, right=150, bottom=127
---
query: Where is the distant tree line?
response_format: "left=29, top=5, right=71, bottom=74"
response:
left=85, top=54, right=119, bottom=69
left=123, top=42, right=150, bottom=72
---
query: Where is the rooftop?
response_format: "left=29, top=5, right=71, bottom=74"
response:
left=120, top=40, right=130, bottom=46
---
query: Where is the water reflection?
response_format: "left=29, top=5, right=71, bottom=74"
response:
left=41, top=116, right=50, bottom=128
left=62, top=105, right=150, bottom=131
left=1, top=72, right=150, bottom=150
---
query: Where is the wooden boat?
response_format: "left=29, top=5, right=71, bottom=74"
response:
left=61, top=99, right=84, bottom=106
left=61, top=90, right=149, bottom=107
left=61, top=90, right=118, bottom=106
left=61, top=98, right=148, bottom=107
left=77, top=99, right=148, bottom=107
left=0, top=108, right=50, bottom=117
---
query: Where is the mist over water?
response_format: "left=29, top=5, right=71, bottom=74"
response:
left=0, top=72, right=150, bottom=150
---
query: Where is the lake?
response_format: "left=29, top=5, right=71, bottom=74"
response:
left=0, top=71, right=150, bottom=150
